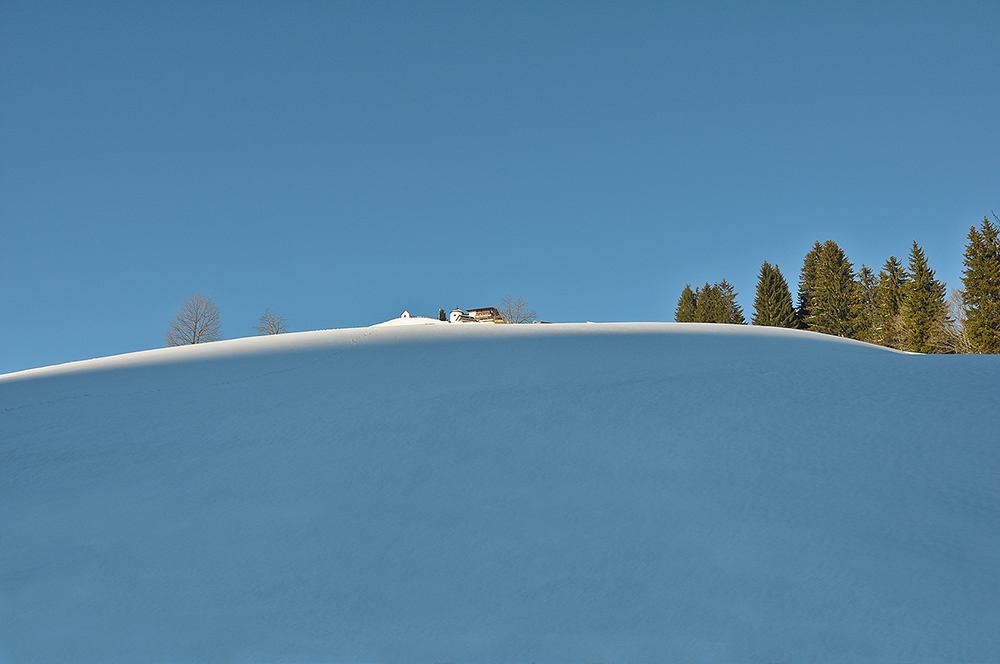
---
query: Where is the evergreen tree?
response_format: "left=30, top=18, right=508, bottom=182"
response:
left=438, top=308, right=447, bottom=321
left=797, top=241, right=823, bottom=327
left=854, top=265, right=877, bottom=343
left=961, top=215, right=1000, bottom=353
left=675, top=285, right=698, bottom=322
left=676, top=281, right=745, bottom=324
left=715, top=279, right=746, bottom=325
left=902, top=240, right=947, bottom=353
left=751, top=262, right=797, bottom=327
left=807, top=240, right=858, bottom=337
left=694, top=282, right=724, bottom=323
left=873, top=255, right=909, bottom=349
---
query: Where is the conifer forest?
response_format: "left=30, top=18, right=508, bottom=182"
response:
left=675, top=215, right=1000, bottom=354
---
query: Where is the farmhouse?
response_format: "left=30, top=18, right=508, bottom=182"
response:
left=467, top=307, right=506, bottom=323
left=449, top=307, right=506, bottom=323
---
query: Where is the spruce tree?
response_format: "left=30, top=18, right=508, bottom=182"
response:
left=694, top=282, right=724, bottom=323
left=855, top=265, right=877, bottom=343
left=716, top=279, right=746, bottom=324
left=873, top=255, right=909, bottom=349
left=961, top=215, right=1000, bottom=353
left=797, top=241, right=823, bottom=328
left=808, top=240, right=858, bottom=337
left=678, top=281, right=745, bottom=324
left=752, top=262, right=797, bottom=327
left=675, top=285, right=698, bottom=322
left=902, top=240, right=947, bottom=353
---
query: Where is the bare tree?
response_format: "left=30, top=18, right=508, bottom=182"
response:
left=499, top=293, right=537, bottom=324
left=254, top=308, right=287, bottom=335
left=165, top=294, right=223, bottom=346
left=933, top=288, right=973, bottom=354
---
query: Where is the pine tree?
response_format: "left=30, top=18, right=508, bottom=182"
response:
left=807, top=240, right=858, bottom=337
left=752, top=262, right=797, bottom=327
left=716, top=279, right=746, bottom=324
left=854, top=265, right=877, bottom=343
left=694, top=282, right=724, bottom=323
left=797, top=241, right=823, bottom=328
left=677, top=281, right=745, bottom=324
left=961, top=215, right=1000, bottom=353
left=675, top=285, right=698, bottom=322
left=872, top=256, right=909, bottom=349
left=902, top=240, right=947, bottom=353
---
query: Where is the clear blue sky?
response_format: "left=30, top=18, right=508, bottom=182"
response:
left=3, top=1, right=998, bottom=374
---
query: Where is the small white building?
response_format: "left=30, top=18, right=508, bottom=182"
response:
left=449, top=308, right=477, bottom=323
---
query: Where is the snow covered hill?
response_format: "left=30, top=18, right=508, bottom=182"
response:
left=2, top=322, right=998, bottom=664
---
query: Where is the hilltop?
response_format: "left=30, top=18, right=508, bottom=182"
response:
left=2, top=322, right=998, bottom=663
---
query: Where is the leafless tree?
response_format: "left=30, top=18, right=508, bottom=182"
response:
left=499, top=293, right=537, bottom=324
left=165, top=294, right=223, bottom=346
left=933, top=288, right=973, bottom=354
left=254, top=308, right=287, bottom=335
left=877, top=312, right=909, bottom=351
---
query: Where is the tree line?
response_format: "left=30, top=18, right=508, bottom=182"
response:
left=675, top=215, right=1000, bottom=354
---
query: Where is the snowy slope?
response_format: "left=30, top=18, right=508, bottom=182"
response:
left=1, top=322, right=998, bottom=664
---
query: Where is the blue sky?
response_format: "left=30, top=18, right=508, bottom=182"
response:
left=2, top=1, right=998, bottom=374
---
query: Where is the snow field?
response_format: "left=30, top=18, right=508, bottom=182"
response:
left=1, top=322, right=998, bottom=663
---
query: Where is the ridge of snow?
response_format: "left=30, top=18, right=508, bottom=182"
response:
left=0, top=321, right=898, bottom=384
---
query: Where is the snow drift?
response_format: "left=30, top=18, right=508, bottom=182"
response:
left=1, top=322, right=998, bottom=664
